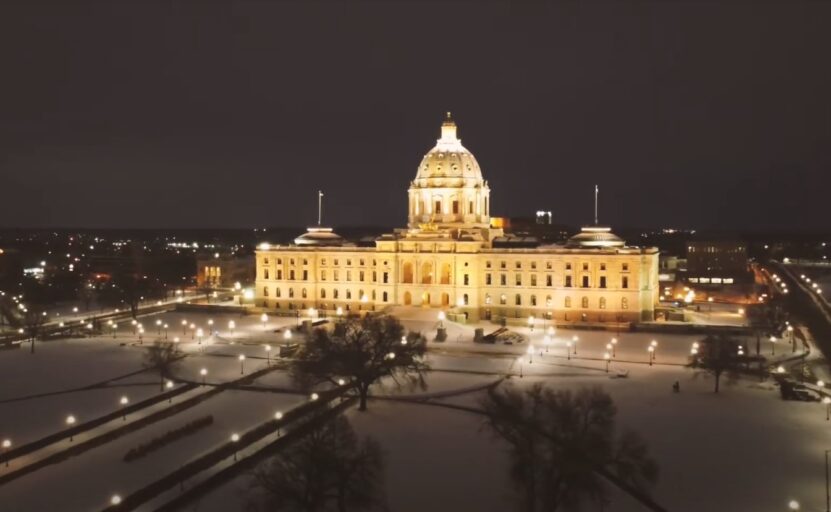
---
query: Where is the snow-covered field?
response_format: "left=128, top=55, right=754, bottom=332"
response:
left=0, top=310, right=825, bottom=511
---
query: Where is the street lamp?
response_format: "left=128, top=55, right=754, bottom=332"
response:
left=208, top=319, right=214, bottom=335
left=566, top=341, right=572, bottom=361
left=610, top=338, right=618, bottom=357
left=788, top=325, right=795, bottom=352
left=66, top=415, right=77, bottom=442
left=275, top=412, right=284, bottom=436
left=239, top=354, right=246, bottom=374
left=119, top=396, right=129, bottom=421
left=260, top=313, right=268, bottom=330
left=196, top=328, right=203, bottom=344
left=284, top=329, right=292, bottom=341
left=264, top=344, right=272, bottom=365
left=166, top=380, right=174, bottom=402
left=604, top=352, right=611, bottom=373
left=189, top=323, right=196, bottom=340
left=571, top=336, right=578, bottom=355
left=650, top=340, right=658, bottom=360
left=311, top=392, right=319, bottom=401
left=788, top=499, right=800, bottom=510
left=648, top=346, right=655, bottom=366
left=181, top=319, right=187, bottom=334
left=543, top=335, right=551, bottom=353
left=156, top=319, right=162, bottom=335
left=163, top=324, right=169, bottom=340
left=200, top=368, right=207, bottom=385
left=111, top=494, right=122, bottom=506
left=231, top=433, right=240, bottom=460
left=770, top=336, right=777, bottom=356
left=437, top=311, right=446, bottom=328
left=336, top=306, right=343, bottom=319
left=229, top=320, right=236, bottom=338
left=527, top=345, right=534, bottom=364
left=2, top=439, right=11, bottom=467
left=527, top=315, right=535, bottom=332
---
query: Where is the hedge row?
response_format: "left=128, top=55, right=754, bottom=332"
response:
left=123, top=415, right=213, bottom=462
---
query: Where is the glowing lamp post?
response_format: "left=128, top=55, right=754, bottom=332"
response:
left=650, top=340, right=658, bottom=360
left=275, top=412, right=284, bottom=435
left=604, top=352, right=611, bottom=373
left=119, top=396, right=129, bottom=421
left=770, top=336, right=777, bottom=356
left=284, top=329, right=292, bottom=341
left=166, top=380, right=174, bottom=402
left=189, top=323, right=196, bottom=340
left=208, top=319, right=214, bottom=335
left=647, top=346, right=655, bottom=366
left=788, top=499, right=800, bottom=510
left=264, top=344, right=272, bottom=365
left=336, top=306, right=343, bottom=319
left=527, top=345, right=534, bottom=364
left=571, top=336, right=578, bottom=356
left=228, top=320, right=236, bottom=339
left=823, top=396, right=831, bottom=421
left=111, top=494, right=122, bottom=506
left=543, top=335, right=551, bottom=353
left=200, top=368, right=207, bottom=386
left=311, top=392, right=320, bottom=401
left=181, top=319, right=187, bottom=334
left=163, top=324, right=169, bottom=340
left=66, top=415, right=77, bottom=441
left=260, top=313, right=268, bottom=330
left=2, top=439, right=11, bottom=467
left=610, top=338, right=618, bottom=357
left=197, top=328, right=204, bottom=345
left=156, top=319, right=162, bottom=335
left=231, top=433, right=240, bottom=460
left=527, top=315, right=535, bottom=332
left=111, top=323, right=118, bottom=339
left=437, top=310, right=446, bottom=328
left=788, top=325, right=795, bottom=352
left=566, top=341, right=572, bottom=361
left=239, top=354, right=246, bottom=375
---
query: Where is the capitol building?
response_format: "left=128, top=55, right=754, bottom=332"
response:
left=255, top=115, right=659, bottom=324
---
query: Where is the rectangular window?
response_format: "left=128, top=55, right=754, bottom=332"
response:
left=515, top=274, right=522, bottom=286
left=263, top=269, right=269, bottom=279
left=360, top=259, right=365, bottom=266
left=383, top=272, right=389, bottom=284
left=622, top=263, right=629, bottom=272
left=464, top=274, right=469, bottom=285
left=452, top=200, right=459, bottom=214
left=622, top=276, right=629, bottom=289
left=582, top=263, right=589, bottom=271
left=530, top=274, right=537, bottom=286
left=346, top=259, right=352, bottom=266
left=565, top=276, right=572, bottom=287
left=302, top=270, right=308, bottom=281
left=546, top=261, right=552, bottom=270
left=486, top=261, right=492, bottom=269
left=600, top=263, right=606, bottom=271
left=582, top=275, right=589, bottom=288
left=486, top=273, right=492, bottom=285
left=359, top=271, right=365, bottom=281
left=435, top=200, right=441, bottom=213
left=277, top=269, right=283, bottom=280
left=372, top=271, right=377, bottom=282
left=515, top=261, right=522, bottom=269
left=321, top=259, right=327, bottom=266
left=347, top=270, right=352, bottom=281
left=289, top=270, right=295, bottom=280
left=334, top=270, right=339, bottom=281
left=546, top=275, right=552, bottom=286
left=321, top=270, right=326, bottom=281
left=599, top=276, right=606, bottom=288
left=500, top=274, right=507, bottom=286
left=565, top=263, right=572, bottom=271
left=500, top=261, right=506, bottom=269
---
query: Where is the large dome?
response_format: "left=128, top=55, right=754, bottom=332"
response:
left=413, top=113, right=484, bottom=187
left=566, top=226, right=625, bottom=248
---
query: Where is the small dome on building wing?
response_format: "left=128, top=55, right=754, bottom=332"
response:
left=567, top=226, right=625, bottom=248
left=294, top=227, right=344, bottom=246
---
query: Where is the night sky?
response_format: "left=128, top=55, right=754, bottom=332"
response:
left=1, top=1, right=829, bottom=231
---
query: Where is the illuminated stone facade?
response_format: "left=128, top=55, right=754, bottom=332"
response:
left=255, top=115, right=659, bottom=324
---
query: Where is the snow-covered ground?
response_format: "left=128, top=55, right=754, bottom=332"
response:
left=0, top=310, right=824, bottom=511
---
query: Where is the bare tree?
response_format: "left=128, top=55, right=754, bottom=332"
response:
left=480, top=383, right=658, bottom=512
left=292, top=315, right=429, bottom=411
left=143, top=341, right=183, bottom=391
left=23, top=309, right=47, bottom=354
left=248, top=415, right=386, bottom=512
left=689, top=333, right=752, bottom=393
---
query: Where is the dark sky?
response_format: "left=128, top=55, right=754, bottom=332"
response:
left=1, top=1, right=829, bottom=231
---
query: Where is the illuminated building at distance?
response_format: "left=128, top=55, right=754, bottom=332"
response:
left=255, top=114, right=659, bottom=323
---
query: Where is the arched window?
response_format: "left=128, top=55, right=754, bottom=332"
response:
left=321, top=289, right=326, bottom=299
left=621, top=297, right=629, bottom=310
left=276, top=288, right=281, bottom=298
left=581, top=297, right=589, bottom=308
left=383, top=291, right=388, bottom=302
left=264, top=269, right=269, bottom=279
left=333, top=289, right=339, bottom=299
left=421, top=262, right=433, bottom=284
left=346, top=290, right=352, bottom=300
left=402, top=262, right=414, bottom=283
left=599, top=297, right=606, bottom=309
left=263, top=286, right=269, bottom=297
left=463, top=293, right=469, bottom=305
left=530, top=295, right=537, bottom=306
left=302, top=288, right=307, bottom=299
left=288, top=288, right=294, bottom=298
left=565, top=296, right=572, bottom=308
left=500, top=294, right=507, bottom=305
left=440, top=263, right=451, bottom=284
left=515, top=294, right=522, bottom=306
